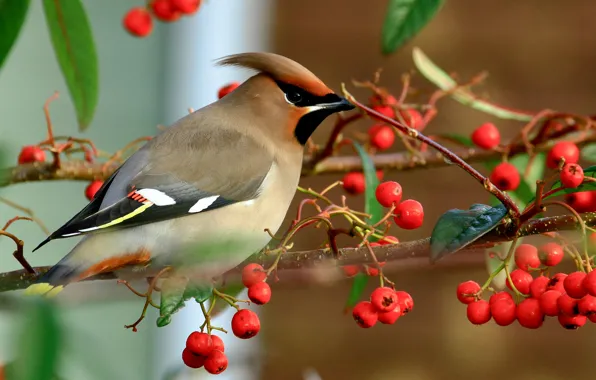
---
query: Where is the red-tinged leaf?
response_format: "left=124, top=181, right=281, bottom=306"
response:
left=42, top=0, right=98, bottom=130
left=0, top=0, right=31, bottom=71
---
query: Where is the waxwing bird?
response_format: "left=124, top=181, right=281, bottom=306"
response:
left=25, top=52, right=354, bottom=296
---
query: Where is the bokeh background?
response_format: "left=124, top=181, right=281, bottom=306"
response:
left=0, top=1, right=595, bottom=379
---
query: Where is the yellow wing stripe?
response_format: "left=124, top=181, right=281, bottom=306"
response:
left=24, top=283, right=64, bottom=297
left=96, top=203, right=152, bottom=230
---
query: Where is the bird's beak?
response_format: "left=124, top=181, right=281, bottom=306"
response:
left=316, top=96, right=355, bottom=112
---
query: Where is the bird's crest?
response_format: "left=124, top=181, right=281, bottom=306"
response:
left=216, top=52, right=333, bottom=97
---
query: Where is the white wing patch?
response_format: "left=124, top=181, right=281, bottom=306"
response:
left=137, top=188, right=176, bottom=206
left=189, top=195, right=219, bottom=213
left=79, top=226, right=100, bottom=232
left=61, top=232, right=81, bottom=237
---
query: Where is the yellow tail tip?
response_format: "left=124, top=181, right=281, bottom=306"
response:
left=23, top=283, right=64, bottom=298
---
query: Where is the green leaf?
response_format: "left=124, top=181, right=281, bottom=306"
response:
left=381, top=0, right=445, bottom=55
left=42, top=0, right=98, bottom=130
left=345, top=142, right=384, bottom=309
left=430, top=203, right=508, bottom=262
left=412, top=47, right=533, bottom=121
left=582, top=144, right=596, bottom=162
left=0, top=0, right=30, bottom=71
left=10, top=298, right=61, bottom=380
left=157, top=277, right=213, bottom=327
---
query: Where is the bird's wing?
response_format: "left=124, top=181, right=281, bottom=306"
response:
left=34, top=125, right=274, bottom=251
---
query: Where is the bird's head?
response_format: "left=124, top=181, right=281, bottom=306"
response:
left=216, top=52, right=354, bottom=146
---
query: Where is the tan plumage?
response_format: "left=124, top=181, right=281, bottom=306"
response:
left=25, top=52, right=353, bottom=296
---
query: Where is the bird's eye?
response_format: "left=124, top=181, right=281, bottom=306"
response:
left=285, top=91, right=302, bottom=104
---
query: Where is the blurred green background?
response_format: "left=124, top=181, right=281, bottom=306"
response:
left=2, top=1, right=596, bottom=380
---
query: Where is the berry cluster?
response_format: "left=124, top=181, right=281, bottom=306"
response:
left=123, top=0, right=201, bottom=38
left=458, top=242, right=596, bottom=330
left=183, top=332, right=227, bottom=374
left=366, top=94, right=424, bottom=152
left=352, top=287, right=413, bottom=328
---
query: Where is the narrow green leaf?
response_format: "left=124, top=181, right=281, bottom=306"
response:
left=157, top=277, right=213, bottom=327
left=11, top=299, right=61, bottom=380
left=0, top=0, right=30, bottom=71
left=345, top=142, right=384, bottom=309
left=42, top=0, right=98, bottom=130
left=430, top=203, right=508, bottom=262
left=412, top=47, right=533, bottom=121
left=382, top=0, right=445, bottom=54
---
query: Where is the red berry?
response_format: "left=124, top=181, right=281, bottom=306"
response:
left=514, top=244, right=540, bottom=272
left=539, top=243, right=564, bottom=267
left=370, top=287, right=399, bottom=312
left=516, top=298, right=544, bottom=329
left=398, top=109, right=423, bottom=130
left=506, top=269, right=533, bottom=295
left=564, top=271, right=587, bottom=299
left=231, top=309, right=260, bottom=339
left=182, top=348, right=205, bottom=369
left=204, top=350, right=228, bottom=374
left=151, top=0, right=181, bottom=21
left=342, top=172, right=365, bottom=195
left=186, top=332, right=213, bottom=356
left=471, top=122, right=500, bottom=149
left=546, top=273, right=567, bottom=293
left=395, top=291, right=414, bottom=314
left=547, top=141, right=580, bottom=169
left=539, top=290, right=562, bottom=316
left=375, top=181, right=403, bottom=207
left=171, top=0, right=201, bottom=14
left=364, top=265, right=379, bottom=276
left=589, top=314, right=596, bottom=323
left=378, top=235, right=399, bottom=245
left=456, top=281, right=480, bottom=304
left=372, top=104, right=395, bottom=119
left=369, top=94, right=397, bottom=107
left=489, top=162, right=521, bottom=191
left=466, top=300, right=491, bottom=325
left=582, top=271, right=596, bottom=296
left=560, top=164, right=584, bottom=188
left=123, top=7, right=153, bottom=37
left=377, top=307, right=402, bottom=324
left=489, top=291, right=513, bottom=305
left=342, top=265, right=360, bottom=277
left=17, top=145, right=45, bottom=164
left=241, top=263, right=266, bottom=288
left=557, top=293, right=580, bottom=316
left=218, top=82, right=240, bottom=99
left=393, top=200, right=424, bottom=230
left=558, top=314, right=587, bottom=330
left=211, top=335, right=225, bottom=352
left=85, top=180, right=104, bottom=201
left=248, top=282, right=271, bottom=305
left=352, top=301, right=378, bottom=328
left=491, top=299, right=516, bottom=326
left=565, top=191, right=596, bottom=213
left=369, top=125, right=395, bottom=151
left=530, top=276, right=550, bottom=299
left=578, top=294, right=596, bottom=316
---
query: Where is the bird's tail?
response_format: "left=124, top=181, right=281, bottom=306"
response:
left=23, top=263, right=79, bottom=297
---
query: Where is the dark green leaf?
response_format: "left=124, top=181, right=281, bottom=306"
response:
left=157, top=277, right=213, bottom=327
left=42, top=0, right=98, bottom=130
left=345, top=142, right=384, bottom=309
left=382, top=0, right=445, bottom=54
left=413, top=47, right=533, bottom=121
left=0, top=0, right=30, bottom=71
left=430, top=203, right=508, bottom=262
left=10, top=298, right=61, bottom=380
left=581, top=144, right=596, bottom=162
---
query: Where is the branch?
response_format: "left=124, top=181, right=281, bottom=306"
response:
left=3, top=133, right=596, bottom=187
left=1, top=212, right=593, bottom=293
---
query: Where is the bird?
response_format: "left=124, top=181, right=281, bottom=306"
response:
left=25, top=52, right=354, bottom=297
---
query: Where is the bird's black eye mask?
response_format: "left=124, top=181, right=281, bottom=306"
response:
left=275, top=81, right=345, bottom=145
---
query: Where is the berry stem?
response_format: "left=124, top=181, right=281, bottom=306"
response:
left=341, top=84, right=521, bottom=219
